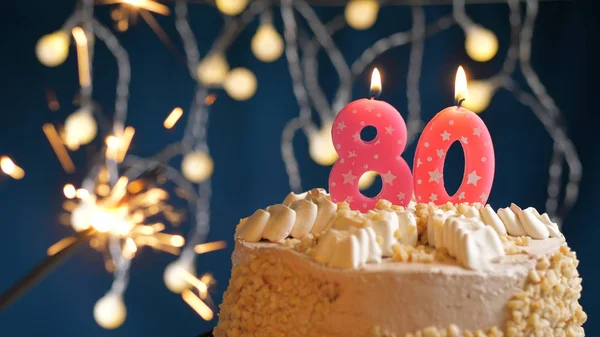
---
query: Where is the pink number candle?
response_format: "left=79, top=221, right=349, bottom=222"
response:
left=414, top=66, right=495, bottom=204
left=329, top=69, right=413, bottom=211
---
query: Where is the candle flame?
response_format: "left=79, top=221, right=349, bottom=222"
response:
left=164, top=107, right=183, bottom=129
left=455, top=66, right=469, bottom=104
left=370, top=68, right=382, bottom=99
left=182, top=289, right=214, bottom=321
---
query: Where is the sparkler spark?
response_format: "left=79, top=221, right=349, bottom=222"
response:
left=66, top=170, right=186, bottom=263
left=182, top=289, right=214, bottom=321
left=42, top=124, right=75, bottom=173
left=0, top=156, right=25, bottom=180
left=164, top=107, right=183, bottom=129
left=194, top=240, right=227, bottom=254
left=71, top=27, right=91, bottom=88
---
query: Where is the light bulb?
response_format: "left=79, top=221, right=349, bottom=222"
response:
left=359, top=171, right=378, bottom=190
left=182, top=151, right=214, bottom=183
left=94, top=293, right=127, bottom=329
left=64, top=109, right=97, bottom=146
left=465, top=26, right=498, bottom=62
left=345, top=0, right=379, bottom=30
left=36, top=31, right=70, bottom=67
left=164, top=260, right=196, bottom=293
left=251, top=24, right=284, bottom=63
left=196, top=53, right=229, bottom=87
left=309, top=122, right=338, bottom=166
left=462, top=80, right=496, bottom=113
left=215, top=0, right=248, bottom=16
left=224, top=68, right=257, bottom=101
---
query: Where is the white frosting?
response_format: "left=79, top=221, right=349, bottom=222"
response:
left=464, top=206, right=482, bottom=221
left=262, top=204, right=296, bottom=242
left=289, top=199, right=317, bottom=238
left=497, top=207, right=527, bottom=236
left=311, top=196, right=337, bottom=233
left=366, top=210, right=400, bottom=257
left=430, top=215, right=505, bottom=271
left=477, top=204, right=563, bottom=239
left=282, top=191, right=308, bottom=206
left=479, top=204, right=507, bottom=235
left=396, top=211, right=418, bottom=246
left=427, top=209, right=456, bottom=248
left=235, top=209, right=270, bottom=242
left=313, top=227, right=381, bottom=269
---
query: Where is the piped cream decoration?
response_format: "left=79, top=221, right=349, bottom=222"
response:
left=235, top=209, right=270, bottom=242
left=479, top=203, right=562, bottom=239
left=313, top=227, right=381, bottom=268
left=366, top=210, right=400, bottom=257
left=479, top=204, right=507, bottom=235
left=289, top=199, right=317, bottom=238
left=262, top=204, right=296, bottom=242
left=428, top=212, right=504, bottom=271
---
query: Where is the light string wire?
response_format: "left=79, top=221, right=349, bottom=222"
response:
left=406, top=6, right=426, bottom=145
left=452, top=0, right=581, bottom=225
left=91, top=18, right=133, bottom=297
left=174, top=0, right=212, bottom=264
left=281, top=0, right=317, bottom=192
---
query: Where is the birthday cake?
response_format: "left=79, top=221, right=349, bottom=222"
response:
left=213, top=189, right=586, bottom=337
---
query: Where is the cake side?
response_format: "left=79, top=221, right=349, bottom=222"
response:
left=214, top=189, right=586, bottom=337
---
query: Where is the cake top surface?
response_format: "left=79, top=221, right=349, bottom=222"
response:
left=234, top=188, right=564, bottom=272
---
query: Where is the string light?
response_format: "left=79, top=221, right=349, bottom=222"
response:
left=36, top=31, right=70, bottom=67
left=308, top=121, right=338, bottom=166
left=93, top=293, right=127, bottom=329
left=223, top=68, right=257, bottom=101
left=181, top=151, right=214, bottom=183
left=251, top=24, right=284, bottom=63
left=63, top=184, right=77, bottom=199
left=215, top=0, right=248, bottom=16
left=0, top=156, right=25, bottom=180
left=344, top=0, right=379, bottom=30
left=196, top=53, right=229, bottom=86
left=64, top=108, right=98, bottom=146
left=359, top=171, right=378, bottom=190
left=164, top=260, right=196, bottom=293
left=463, top=80, right=496, bottom=113
left=465, top=25, right=499, bottom=62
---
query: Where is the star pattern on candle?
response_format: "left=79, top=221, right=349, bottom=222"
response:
left=345, top=196, right=353, bottom=203
left=348, top=151, right=357, bottom=158
left=473, top=127, right=481, bottom=137
left=364, top=106, right=374, bottom=112
left=458, top=192, right=466, bottom=200
left=342, top=171, right=357, bottom=184
left=436, top=149, right=445, bottom=158
left=461, top=136, right=468, bottom=144
left=385, top=125, right=395, bottom=135
left=441, top=130, right=451, bottom=141
left=352, top=132, right=360, bottom=142
left=428, top=168, right=443, bottom=184
left=429, top=193, right=438, bottom=202
left=416, top=158, right=422, bottom=167
left=480, top=193, right=488, bottom=203
left=337, top=121, right=347, bottom=132
left=467, top=170, right=481, bottom=186
left=396, top=192, right=405, bottom=201
left=381, top=170, right=397, bottom=185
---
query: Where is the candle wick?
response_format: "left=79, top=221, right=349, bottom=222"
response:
left=456, top=98, right=466, bottom=108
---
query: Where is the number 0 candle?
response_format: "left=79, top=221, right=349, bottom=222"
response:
left=413, top=66, right=495, bottom=204
left=329, top=69, right=413, bottom=211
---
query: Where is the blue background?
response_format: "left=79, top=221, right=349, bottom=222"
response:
left=0, top=1, right=596, bottom=336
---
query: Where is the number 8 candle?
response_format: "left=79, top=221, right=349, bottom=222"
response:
left=329, top=69, right=414, bottom=211
left=413, top=66, right=495, bottom=204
